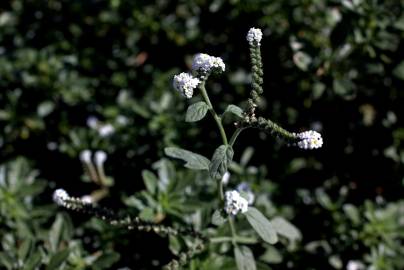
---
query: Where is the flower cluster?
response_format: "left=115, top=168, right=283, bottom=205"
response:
left=53, top=189, right=70, bottom=206
left=173, top=72, right=200, bottom=99
left=192, top=53, right=225, bottom=75
left=246, top=27, right=263, bottom=46
left=346, top=260, right=365, bottom=270
left=295, top=130, right=323, bottom=149
left=224, top=190, right=249, bottom=215
left=86, top=116, right=115, bottom=137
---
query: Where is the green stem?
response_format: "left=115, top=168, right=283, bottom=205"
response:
left=228, top=216, right=238, bottom=246
left=199, top=83, right=228, bottom=145
left=229, top=127, right=245, bottom=147
left=210, top=236, right=258, bottom=244
left=218, top=179, right=224, bottom=201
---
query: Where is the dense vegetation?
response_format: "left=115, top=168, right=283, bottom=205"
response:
left=1, top=1, right=403, bottom=269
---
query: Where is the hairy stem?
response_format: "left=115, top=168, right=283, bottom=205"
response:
left=199, top=83, right=228, bottom=145
left=229, top=127, right=245, bottom=147
left=228, top=216, right=238, bottom=246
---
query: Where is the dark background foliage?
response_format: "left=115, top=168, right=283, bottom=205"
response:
left=1, top=0, right=403, bottom=269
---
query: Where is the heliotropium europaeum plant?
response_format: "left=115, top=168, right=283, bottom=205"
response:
left=53, top=27, right=323, bottom=270
left=167, top=27, right=323, bottom=269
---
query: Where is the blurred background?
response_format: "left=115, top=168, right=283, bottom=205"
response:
left=0, top=0, right=403, bottom=269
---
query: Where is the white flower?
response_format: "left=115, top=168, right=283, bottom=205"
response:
left=236, top=182, right=255, bottom=205
left=98, top=124, right=115, bottom=137
left=94, top=150, right=107, bottom=167
left=173, top=72, right=200, bottom=99
left=81, top=195, right=93, bottom=204
left=191, top=53, right=225, bottom=74
left=53, top=189, right=69, bottom=206
left=224, top=190, right=249, bottom=215
left=116, top=115, right=129, bottom=126
left=79, top=149, right=92, bottom=164
left=221, top=171, right=231, bottom=185
left=246, top=27, right=263, bottom=46
left=295, top=130, right=323, bottom=149
left=347, top=260, right=365, bottom=270
left=87, top=116, right=99, bottom=129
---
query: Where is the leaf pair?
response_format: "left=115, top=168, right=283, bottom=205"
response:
left=185, top=102, right=243, bottom=122
left=164, top=144, right=233, bottom=181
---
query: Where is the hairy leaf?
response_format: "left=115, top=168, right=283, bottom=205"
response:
left=164, top=147, right=210, bottom=170
left=271, top=217, right=301, bottom=242
left=209, top=145, right=234, bottom=179
left=234, top=245, right=256, bottom=270
left=185, top=101, right=209, bottom=122
left=245, top=207, right=278, bottom=244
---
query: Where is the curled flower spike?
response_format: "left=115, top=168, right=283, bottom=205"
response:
left=173, top=72, right=200, bottom=99
left=98, top=124, right=115, bottom=137
left=94, top=150, right=107, bottom=167
left=246, top=27, right=263, bottom=46
left=295, top=130, right=323, bottom=149
left=224, top=190, right=248, bottom=215
left=52, top=189, right=70, bottom=206
left=79, top=149, right=92, bottom=164
left=192, top=53, right=225, bottom=76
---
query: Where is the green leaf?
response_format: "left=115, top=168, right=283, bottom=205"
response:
left=23, top=251, right=42, bottom=270
left=209, top=145, right=234, bottom=180
left=164, top=147, right=210, bottom=170
left=37, top=101, right=55, bottom=117
left=18, top=238, right=32, bottom=262
left=223, top=104, right=243, bottom=118
left=271, top=217, right=301, bottom=242
left=393, top=61, right=404, bottom=80
left=185, top=101, right=209, bottom=122
left=211, top=209, right=226, bottom=226
left=49, top=214, right=64, bottom=252
left=343, top=204, right=360, bottom=225
left=234, top=246, right=256, bottom=270
left=245, top=207, right=278, bottom=244
left=142, top=170, right=157, bottom=194
left=0, top=252, right=14, bottom=270
left=46, top=249, right=70, bottom=270
left=93, top=251, right=120, bottom=268
left=259, top=246, right=282, bottom=264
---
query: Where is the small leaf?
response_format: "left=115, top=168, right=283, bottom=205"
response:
left=46, top=249, right=70, bottom=270
left=185, top=101, right=209, bottom=122
left=211, top=209, right=226, bottom=226
left=343, top=204, right=360, bottom=225
left=18, top=238, right=32, bottom=262
left=37, top=101, right=55, bottom=117
left=169, top=235, right=182, bottom=256
left=234, top=246, right=256, bottom=270
left=142, top=170, right=157, bottom=194
left=393, top=61, right=404, bottom=80
left=245, top=207, right=278, bottom=244
left=259, top=246, right=282, bottom=264
left=209, top=145, right=234, bottom=180
left=49, top=214, right=64, bottom=252
left=271, top=217, right=301, bottom=242
left=93, top=251, right=120, bottom=268
left=164, top=147, right=210, bottom=170
left=224, top=104, right=243, bottom=118
left=293, top=51, right=312, bottom=71
left=24, top=251, right=42, bottom=270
